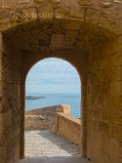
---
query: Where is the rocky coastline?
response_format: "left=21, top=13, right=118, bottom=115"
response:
left=26, top=96, right=45, bottom=100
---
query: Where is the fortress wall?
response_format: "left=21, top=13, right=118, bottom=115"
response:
left=55, top=112, right=81, bottom=146
left=25, top=105, right=70, bottom=130
left=0, top=0, right=122, bottom=162
left=87, top=39, right=122, bottom=163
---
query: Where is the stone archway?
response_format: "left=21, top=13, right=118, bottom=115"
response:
left=0, top=1, right=122, bottom=163
left=23, top=53, right=87, bottom=159
left=24, top=57, right=82, bottom=157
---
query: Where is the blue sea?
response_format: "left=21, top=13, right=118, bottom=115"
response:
left=25, top=93, right=81, bottom=118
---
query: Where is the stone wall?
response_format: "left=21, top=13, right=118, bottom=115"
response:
left=25, top=105, right=81, bottom=146
left=0, top=36, right=22, bottom=162
left=55, top=112, right=81, bottom=146
left=0, top=0, right=122, bottom=163
left=86, top=40, right=122, bottom=163
left=25, top=105, right=70, bottom=130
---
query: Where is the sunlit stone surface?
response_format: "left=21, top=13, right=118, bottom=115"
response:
left=0, top=0, right=122, bottom=163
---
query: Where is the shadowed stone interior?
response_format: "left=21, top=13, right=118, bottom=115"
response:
left=0, top=0, right=122, bottom=163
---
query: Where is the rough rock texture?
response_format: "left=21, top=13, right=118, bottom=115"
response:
left=25, top=105, right=70, bottom=130
left=25, top=115, right=50, bottom=130
left=0, top=0, right=122, bottom=163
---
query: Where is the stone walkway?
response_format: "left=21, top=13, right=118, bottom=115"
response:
left=17, top=130, right=91, bottom=163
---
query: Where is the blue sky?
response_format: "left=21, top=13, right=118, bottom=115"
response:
left=26, top=58, right=81, bottom=95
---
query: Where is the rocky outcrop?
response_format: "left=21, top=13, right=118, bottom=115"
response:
left=25, top=105, right=70, bottom=130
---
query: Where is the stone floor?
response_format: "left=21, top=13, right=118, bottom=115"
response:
left=17, top=130, right=91, bottom=163
left=17, top=157, right=91, bottom=163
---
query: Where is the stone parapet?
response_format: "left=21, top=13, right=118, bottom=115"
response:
left=54, top=112, right=81, bottom=146
left=25, top=105, right=70, bottom=130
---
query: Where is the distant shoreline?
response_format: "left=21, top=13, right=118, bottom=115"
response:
left=25, top=94, right=80, bottom=118
left=26, top=96, right=45, bottom=100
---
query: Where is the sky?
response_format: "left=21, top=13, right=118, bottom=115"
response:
left=26, top=58, right=81, bottom=95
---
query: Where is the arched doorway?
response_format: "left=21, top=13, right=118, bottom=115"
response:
left=25, top=57, right=81, bottom=118
left=19, top=50, right=88, bottom=160
left=25, top=57, right=82, bottom=159
left=1, top=2, right=121, bottom=162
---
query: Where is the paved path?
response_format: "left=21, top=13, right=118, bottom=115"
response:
left=17, top=130, right=91, bottom=163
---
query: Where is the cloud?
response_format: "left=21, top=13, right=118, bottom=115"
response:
left=26, top=58, right=80, bottom=94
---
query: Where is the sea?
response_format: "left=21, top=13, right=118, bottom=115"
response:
left=25, top=93, right=81, bottom=118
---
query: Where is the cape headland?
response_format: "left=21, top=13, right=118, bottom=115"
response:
left=26, top=96, right=45, bottom=100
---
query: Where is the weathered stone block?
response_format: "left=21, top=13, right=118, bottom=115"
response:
left=0, top=1, right=122, bottom=163
left=110, top=81, right=122, bottom=96
left=50, top=33, right=65, bottom=49
left=55, top=7, right=70, bottom=19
